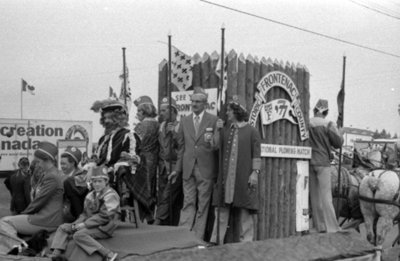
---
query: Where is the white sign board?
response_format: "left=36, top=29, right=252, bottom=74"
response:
left=260, top=144, right=312, bottom=159
left=296, top=160, right=309, bottom=232
left=0, top=118, right=92, bottom=171
left=171, top=88, right=218, bottom=118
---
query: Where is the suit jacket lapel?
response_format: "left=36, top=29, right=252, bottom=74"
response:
left=186, top=113, right=196, bottom=141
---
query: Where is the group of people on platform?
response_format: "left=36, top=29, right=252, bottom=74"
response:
left=1, top=86, right=345, bottom=259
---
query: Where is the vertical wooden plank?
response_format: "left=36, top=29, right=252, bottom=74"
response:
left=253, top=56, right=260, bottom=92
left=245, top=54, right=254, bottom=113
left=237, top=53, right=246, bottom=108
left=210, top=51, right=219, bottom=89
left=226, top=49, right=238, bottom=103
left=201, top=52, right=211, bottom=89
left=192, top=53, right=202, bottom=88
left=158, top=59, right=168, bottom=109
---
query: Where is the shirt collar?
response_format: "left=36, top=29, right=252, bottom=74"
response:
left=193, top=110, right=205, bottom=122
left=230, top=121, right=247, bottom=129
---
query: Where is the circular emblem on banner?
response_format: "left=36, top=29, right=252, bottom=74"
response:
left=65, top=125, right=89, bottom=140
left=162, top=97, right=168, bottom=103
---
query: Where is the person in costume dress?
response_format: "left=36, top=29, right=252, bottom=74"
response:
left=210, top=95, right=261, bottom=244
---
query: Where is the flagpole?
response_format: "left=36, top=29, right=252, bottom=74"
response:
left=122, top=47, right=127, bottom=106
left=20, top=79, right=23, bottom=119
left=168, top=31, right=173, bottom=225
left=216, top=24, right=225, bottom=245
left=336, top=55, right=346, bottom=218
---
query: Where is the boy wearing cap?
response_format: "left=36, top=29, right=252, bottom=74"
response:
left=62, top=146, right=89, bottom=221
left=309, top=99, right=343, bottom=233
left=0, top=141, right=64, bottom=235
left=4, top=157, right=31, bottom=215
left=169, top=87, right=219, bottom=240
left=154, top=97, right=183, bottom=226
left=50, top=165, right=120, bottom=261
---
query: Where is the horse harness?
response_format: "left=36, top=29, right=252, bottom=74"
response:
left=358, top=170, right=400, bottom=223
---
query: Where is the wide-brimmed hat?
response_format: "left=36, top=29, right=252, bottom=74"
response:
left=61, top=146, right=82, bottom=165
left=34, top=141, right=58, bottom=161
left=314, top=99, right=329, bottom=113
left=90, top=99, right=127, bottom=114
left=134, top=96, right=153, bottom=107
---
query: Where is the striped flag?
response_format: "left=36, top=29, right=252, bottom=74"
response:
left=21, top=79, right=35, bottom=95
left=171, top=46, right=193, bottom=91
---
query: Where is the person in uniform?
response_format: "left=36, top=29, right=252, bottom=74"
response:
left=4, top=157, right=31, bottom=215
left=62, top=146, right=89, bottom=222
left=154, top=97, right=183, bottom=226
left=210, top=95, right=261, bottom=244
left=49, top=165, right=119, bottom=261
left=169, top=87, right=219, bottom=240
left=309, top=99, right=343, bottom=233
left=0, top=141, right=64, bottom=235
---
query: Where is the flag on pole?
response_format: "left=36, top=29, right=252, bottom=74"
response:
left=216, top=55, right=227, bottom=113
left=21, top=79, right=35, bottom=95
left=109, top=86, right=118, bottom=100
left=171, top=46, right=193, bottom=91
left=336, top=79, right=345, bottom=128
left=119, top=67, right=132, bottom=113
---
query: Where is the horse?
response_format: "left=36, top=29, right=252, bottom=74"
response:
left=358, top=145, right=399, bottom=246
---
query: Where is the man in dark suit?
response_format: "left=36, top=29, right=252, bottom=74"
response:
left=169, top=87, right=219, bottom=240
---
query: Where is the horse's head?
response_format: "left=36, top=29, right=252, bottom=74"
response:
left=366, top=149, right=383, bottom=168
left=381, top=144, right=398, bottom=170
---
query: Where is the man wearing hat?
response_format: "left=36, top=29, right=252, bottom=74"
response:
left=90, top=99, right=152, bottom=223
left=62, top=146, right=89, bottom=221
left=4, top=157, right=31, bottom=215
left=0, top=141, right=64, bottom=236
left=154, top=97, right=183, bottom=226
left=210, top=95, right=261, bottom=244
left=169, top=87, right=219, bottom=240
left=309, top=99, right=343, bottom=233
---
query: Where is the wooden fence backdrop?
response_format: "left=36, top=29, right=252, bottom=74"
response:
left=158, top=49, right=310, bottom=240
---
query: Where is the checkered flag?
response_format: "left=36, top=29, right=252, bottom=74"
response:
left=171, top=46, right=193, bottom=91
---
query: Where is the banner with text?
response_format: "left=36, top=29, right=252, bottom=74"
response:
left=261, top=144, right=312, bottom=159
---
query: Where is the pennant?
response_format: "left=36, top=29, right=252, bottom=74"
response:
left=21, top=79, right=35, bottom=95
left=336, top=79, right=345, bottom=128
left=119, top=66, right=132, bottom=113
left=109, top=86, right=118, bottom=100
left=171, top=46, right=193, bottom=91
left=216, top=55, right=227, bottom=113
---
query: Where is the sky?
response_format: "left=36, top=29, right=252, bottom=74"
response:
left=1, top=0, right=399, bottom=141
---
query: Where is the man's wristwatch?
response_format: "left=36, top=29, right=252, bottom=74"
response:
left=253, top=169, right=260, bottom=174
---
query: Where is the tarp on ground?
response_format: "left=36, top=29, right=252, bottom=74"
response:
left=64, top=223, right=205, bottom=260
left=124, top=230, right=381, bottom=261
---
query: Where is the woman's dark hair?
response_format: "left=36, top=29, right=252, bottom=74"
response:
left=228, top=102, right=249, bottom=122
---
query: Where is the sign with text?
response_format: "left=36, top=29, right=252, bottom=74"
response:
left=249, top=71, right=308, bottom=141
left=261, top=144, right=312, bottom=159
left=171, top=88, right=218, bottom=118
